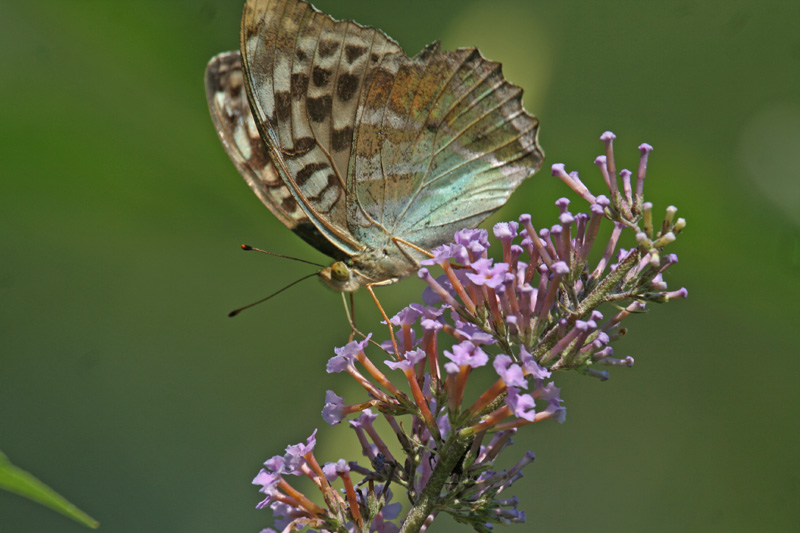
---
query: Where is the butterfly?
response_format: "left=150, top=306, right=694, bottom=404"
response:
left=205, top=0, right=543, bottom=294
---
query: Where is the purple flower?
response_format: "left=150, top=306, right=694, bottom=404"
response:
left=410, top=302, right=444, bottom=321
left=444, top=341, right=489, bottom=369
left=493, top=354, right=528, bottom=389
left=328, top=334, right=371, bottom=373
left=284, top=430, right=317, bottom=473
left=384, top=348, right=426, bottom=371
left=421, top=243, right=470, bottom=266
left=454, top=228, right=490, bottom=249
left=421, top=317, right=443, bottom=333
left=465, top=258, right=509, bottom=288
left=351, top=407, right=378, bottom=425
left=437, top=412, right=451, bottom=439
left=263, top=455, right=285, bottom=474
left=322, top=390, right=346, bottom=426
left=252, top=468, right=281, bottom=509
left=453, top=315, right=496, bottom=345
left=322, top=458, right=349, bottom=481
left=537, top=383, right=566, bottom=423
left=253, top=132, right=685, bottom=533
left=520, top=346, right=550, bottom=383
left=506, top=387, right=536, bottom=421
left=420, top=244, right=452, bottom=266
left=493, top=221, right=519, bottom=241
left=389, top=305, right=422, bottom=327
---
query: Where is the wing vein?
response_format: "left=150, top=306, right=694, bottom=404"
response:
left=388, top=80, right=521, bottom=229
left=393, top=50, right=469, bottom=185
left=425, top=119, right=537, bottom=188
left=387, top=51, right=482, bottom=234
left=429, top=77, right=507, bottom=161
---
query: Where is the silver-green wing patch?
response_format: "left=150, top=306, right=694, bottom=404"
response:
left=349, top=44, right=543, bottom=251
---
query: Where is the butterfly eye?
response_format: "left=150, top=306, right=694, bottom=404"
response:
left=331, top=262, right=351, bottom=282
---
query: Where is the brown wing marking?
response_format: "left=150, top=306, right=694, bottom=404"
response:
left=240, top=0, right=403, bottom=257
left=204, top=51, right=347, bottom=260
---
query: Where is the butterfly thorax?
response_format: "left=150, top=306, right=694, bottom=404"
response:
left=317, top=245, right=423, bottom=293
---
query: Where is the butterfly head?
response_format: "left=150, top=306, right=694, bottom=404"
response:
left=318, top=248, right=412, bottom=292
left=318, top=261, right=365, bottom=293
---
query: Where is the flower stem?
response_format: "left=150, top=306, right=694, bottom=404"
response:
left=399, top=431, right=473, bottom=533
left=577, top=248, right=641, bottom=316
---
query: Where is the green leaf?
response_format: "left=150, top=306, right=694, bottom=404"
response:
left=0, top=450, right=99, bottom=529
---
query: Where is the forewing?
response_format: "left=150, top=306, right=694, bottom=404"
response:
left=205, top=51, right=346, bottom=259
left=240, top=0, right=404, bottom=257
left=349, top=45, right=544, bottom=251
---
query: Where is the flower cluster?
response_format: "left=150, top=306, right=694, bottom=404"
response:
left=252, top=133, right=687, bottom=532
left=253, top=428, right=401, bottom=533
left=419, top=132, right=686, bottom=379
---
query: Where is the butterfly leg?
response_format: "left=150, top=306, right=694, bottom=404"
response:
left=341, top=292, right=356, bottom=342
left=360, top=237, right=435, bottom=357
left=342, top=292, right=376, bottom=344
left=366, top=283, right=401, bottom=358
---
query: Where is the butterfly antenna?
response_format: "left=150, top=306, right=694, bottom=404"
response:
left=228, top=271, right=319, bottom=317
left=240, top=244, right=325, bottom=268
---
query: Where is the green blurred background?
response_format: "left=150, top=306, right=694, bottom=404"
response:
left=2, top=1, right=799, bottom=531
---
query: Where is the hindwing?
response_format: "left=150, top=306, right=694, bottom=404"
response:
left=205, top=51, right=346, bottom=259
left=348, top=44, right=543, bottom=251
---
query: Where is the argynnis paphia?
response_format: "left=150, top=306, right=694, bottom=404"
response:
left=206, top=0, right=543, bottom=292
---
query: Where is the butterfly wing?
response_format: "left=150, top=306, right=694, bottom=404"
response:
left=349, top=44, right=544, bottom=251
left=205, top=51, right=346, bottom=259
left=240, top=0, right=403, bottom=258
left=237, top=0, right=543, bottom=277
